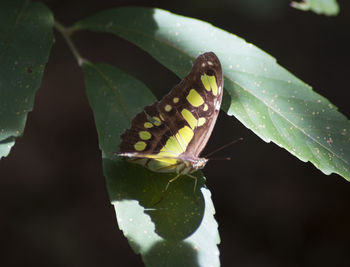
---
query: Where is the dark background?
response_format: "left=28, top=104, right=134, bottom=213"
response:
left=1, top=0, right=350, bottom=266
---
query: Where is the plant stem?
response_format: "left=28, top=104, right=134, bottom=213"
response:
left=54, top=21, right=87, bottom=66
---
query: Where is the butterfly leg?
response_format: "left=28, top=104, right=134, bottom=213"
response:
left=152, top=173, right=181, bottom=206
left=154, top=173, right=199, bottom=206
left=166, top=173, right=199, bottom=193
left=165, top=173, right=181, bottom=191
left=186, top=173, right=198, bottom=193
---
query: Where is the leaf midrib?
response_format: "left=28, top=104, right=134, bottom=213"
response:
left=233, top=78, right=349, bottom=166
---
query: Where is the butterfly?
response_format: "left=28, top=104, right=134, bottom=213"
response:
left=118, top=52, right=223, bottom=189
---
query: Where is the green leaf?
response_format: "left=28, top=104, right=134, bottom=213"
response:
left=74, top=7, right=350, bottom=181
left=82, top=62, right=220, bottom=266
left=291, top=0, right=339, bottom=16
left=0, top=0, right=54, bottom=158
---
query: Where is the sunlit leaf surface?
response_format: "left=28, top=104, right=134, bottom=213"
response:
left=291, top=0, right=339, bottom=16
left=75, top=7, right=350, bottom=180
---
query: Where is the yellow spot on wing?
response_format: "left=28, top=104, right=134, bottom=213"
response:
left=160, top=114, right=165, bottom=121
left=144, top=122, right=153, bottom=128
left=201, top=74, right=218, bottom=96
left=176, top=126, right=194, bottom=149
left=173, top=97, right=179, bottom=103
left=165, top=104, right=172, bottom=112
left=197, top=117, right=206, bottom=126
left=181, top=108, right=197, bottom=129
left=134, top=141, right=146, bottom=151
left=152, top=126, right=194, bottom=166
left=208, top=75, right=218, bottom=96
left=139, top=131, right=151, bottom=140
left=159, top=136, right=183, bottom=157
left=186, top=89, right=204, bottom=107
left=201, top=75, right=211, bottom=91
left=203, top=104, right=208, bottom=111
left=153, top=116, right=161, bottom=126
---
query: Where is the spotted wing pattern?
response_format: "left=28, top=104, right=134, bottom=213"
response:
left=119, top=52, right=223, bottom=173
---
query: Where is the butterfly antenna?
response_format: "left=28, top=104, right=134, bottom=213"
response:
left=204, top=137, right=243, bottom=158
left=209, top=157, right=231, bottom=161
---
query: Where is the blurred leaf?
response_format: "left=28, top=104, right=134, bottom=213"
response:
left=291, top=0, right=339, bottom=16
left=0, top=0, right=54, bottom=158
left=74, top=7, right=350, bottom=181
left=82, top=62, right=220, bottom=266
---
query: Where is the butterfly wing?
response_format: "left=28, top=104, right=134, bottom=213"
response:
left=119, top=52, right=223, bottom=162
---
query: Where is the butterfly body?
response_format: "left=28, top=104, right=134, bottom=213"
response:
left=118, top=52, right=223, bottom=179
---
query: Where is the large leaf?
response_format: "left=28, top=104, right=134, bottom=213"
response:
left=74, top=7, right=350, bottom=181
left=82, top=62, right=220, bottom=267
left=291, top=0, right=339, bottom=16
left=0, top=0, right=54, bottom=158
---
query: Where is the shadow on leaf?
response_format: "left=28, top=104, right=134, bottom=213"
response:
left=143, top=240, right=200, bottom=267
left=104, top=157, right=205, bottom=242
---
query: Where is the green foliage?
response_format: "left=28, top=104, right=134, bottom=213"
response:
left=75, top=7, right=350, bottom=180
left=291, top=0, right=339, bottom=16
left=0, top=2, right=348, bottom=266
left=0, top=0, right=54, bottom=158
left=83, top=62, right=220, bottom=266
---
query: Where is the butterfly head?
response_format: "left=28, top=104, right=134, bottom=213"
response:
left=191, top=157, right=208, bottom=170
